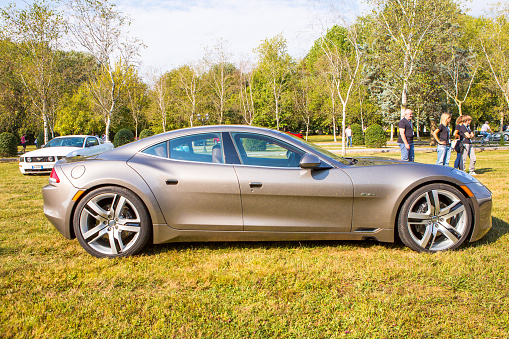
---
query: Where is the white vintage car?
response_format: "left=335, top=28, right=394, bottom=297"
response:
left=19, top=135, right=113, bottom=174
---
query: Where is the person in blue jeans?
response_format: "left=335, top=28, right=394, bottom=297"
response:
left=397, top=109, right=414, bottom=161
left=453, top=116, right=464, bottom=170
left=432, top=113, right=452, bottom=166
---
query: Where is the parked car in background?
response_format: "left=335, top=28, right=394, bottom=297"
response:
left=42, top=125, right=492, bottom=258
left=19, top=135, right=113, bottom=174
left=491, top=130, right=509, bottom=142
left=286, top=131, right=303, bottom=138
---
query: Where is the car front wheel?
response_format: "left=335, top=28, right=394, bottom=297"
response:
left=398, top=184, right=472, bottom=252
left=73, top=186, right=151, bottom=258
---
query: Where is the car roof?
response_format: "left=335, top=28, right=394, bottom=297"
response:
left=96, top=125, right=299, bottom=160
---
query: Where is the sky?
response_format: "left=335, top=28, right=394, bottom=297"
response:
left=0, top=0, right=500, bottom=73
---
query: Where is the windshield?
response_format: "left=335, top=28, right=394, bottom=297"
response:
left=44, top=137, right=85, bottom=148
left=284, top=133, right=351, bottom=165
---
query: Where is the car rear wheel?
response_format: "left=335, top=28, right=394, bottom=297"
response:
left=73, top=186, right=151, bottom=258
left=398, top=184, right=472, bottom=252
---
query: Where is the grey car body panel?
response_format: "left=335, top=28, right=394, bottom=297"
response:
left=128, top=154, right=243, bottom=231
left=42, top=125, right=492, bottom=247
left=45, top=157, right=167, bottom=239
left=234, top=165, right=353, bottom=232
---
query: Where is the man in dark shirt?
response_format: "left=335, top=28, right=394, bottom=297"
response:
left=397, top=109, right=414, bottom=161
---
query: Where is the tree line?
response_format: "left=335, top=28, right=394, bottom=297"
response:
left=1, top=0, right=508, bottom=154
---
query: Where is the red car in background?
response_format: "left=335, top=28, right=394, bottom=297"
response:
left=286, top=131, right=303, bottom=138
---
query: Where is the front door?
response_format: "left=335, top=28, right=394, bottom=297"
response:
left=230, top=132, right=353, bottom=232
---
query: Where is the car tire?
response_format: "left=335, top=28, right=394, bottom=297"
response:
left=504, top=134, right=509, bottom=142
left=73, top=186, right=151, bottom=258
left=398, top=184, right=472, bottom=252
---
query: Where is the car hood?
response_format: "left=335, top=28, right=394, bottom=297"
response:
left=343, top=156, right=406, bottom=167
left=22, top=147, right=81, bottom=157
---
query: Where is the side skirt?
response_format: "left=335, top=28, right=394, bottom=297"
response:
left=153, top=224, right=394, bottom=244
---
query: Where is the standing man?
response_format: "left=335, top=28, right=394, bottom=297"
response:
left=397, top=109, right=414, bottom=161
left=462, top=115, right=477, bottom=175
left=345, top=125, right=352, bottom=147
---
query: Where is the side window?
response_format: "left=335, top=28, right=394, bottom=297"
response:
left=231, top=133, right=303, bottom=168
left=142, top=141, right=168, bottom=158
left=169, top=133, right=223, bottom=164
left=86, top=138, right=99, bottom=147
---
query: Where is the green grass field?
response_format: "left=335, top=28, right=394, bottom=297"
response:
left=1, top=150, right=508, bottom=338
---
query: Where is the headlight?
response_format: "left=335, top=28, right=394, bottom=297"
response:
left=26, top=157, right=32, bottom=163
left=48, top=156, right=54, bottom=162
left=451, top=168, right=479, bottom=183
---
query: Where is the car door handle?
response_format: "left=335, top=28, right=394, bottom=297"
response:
left=165, top=179, right=179, bottom=185
left=249, top=182, right=262, bottom=188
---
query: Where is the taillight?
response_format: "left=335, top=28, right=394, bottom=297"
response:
left=49, top=167, right=60, bottom=184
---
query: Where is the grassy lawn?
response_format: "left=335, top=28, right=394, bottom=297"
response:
left=1, top=151, right=508, bottom=338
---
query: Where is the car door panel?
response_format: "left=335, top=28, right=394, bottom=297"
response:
left=234, top=166, right=353, bottom=232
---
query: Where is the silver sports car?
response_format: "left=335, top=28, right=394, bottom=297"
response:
left=42, top=125, right=492, bottom=258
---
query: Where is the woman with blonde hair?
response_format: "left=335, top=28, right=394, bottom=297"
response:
left=432, top=113, right=452, bottom=166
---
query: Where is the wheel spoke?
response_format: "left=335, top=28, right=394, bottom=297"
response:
left=425, top=192, right=433, bottom=214
left=441, top=204, right=465, bottom=220
left=83, top=208, right=108, bottom=223
left=87, top=228, right=109, bottom=245
left=431, top=190, right=440, bottom=215
left=118, top=225, right=141, bottom=233
left=83, top=223, right=108, bottom=239
left=408, top=212, right=430, bottom=220
left=114, top=229, right=125, bottom=251
left=109, top=231, right=118, bottom=255
left=86, top=200, right=110, bottom=220
left=114, top=196, right=127, bottom=219
left=438, top=198, right=460, bottom=215
left=418, top=225, right=433, bottom=248
left=437, top=224, right=460, bottom=244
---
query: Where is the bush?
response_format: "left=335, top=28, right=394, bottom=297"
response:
left=351, top=123, right=364, bottom=145
left=139, top=129, right=154, bottom=139
left=0, top=132, right=18, bottom=157
left=365, top=124, right=387, bottom=148
left=113, top=129, right=134, bottom=148
left=243, top=138, right=266, bottom=151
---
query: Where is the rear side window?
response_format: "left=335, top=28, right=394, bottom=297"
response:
left=169, top=133, right=223, bottom=163
left=142, top=141, right=168, bottom=158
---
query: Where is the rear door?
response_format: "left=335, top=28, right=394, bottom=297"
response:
left=128, top=132, right=243, bottom=231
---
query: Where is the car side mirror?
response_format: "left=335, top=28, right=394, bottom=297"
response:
left=299, top=153, right=322, bottom=169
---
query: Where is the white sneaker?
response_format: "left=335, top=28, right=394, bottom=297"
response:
left=470, top=171, right=477, bottom=176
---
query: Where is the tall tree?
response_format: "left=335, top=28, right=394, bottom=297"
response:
left=176, top=63, right=203, bottom=127
left=125, top=66, right=148, bottom=138
left=67, top=0, right=143, bottom=141
left=479, top=4, right=509, bottom=129
left=318, top=24, right=363, bottom=155
left=148, top=68, right=169, bottom=133
left=204, top=38, right=235, bottom=124
left=1, top=0, right=66, bottom=143
left=254, top=33, right=293, bottom=130
left=440, top=47, right=479, bottom=116
left=368, top=0, right=460, bottom=116
left=236, top=58, right=256, bottom=125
